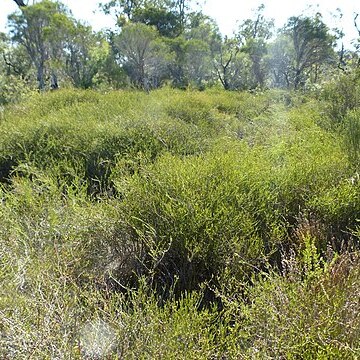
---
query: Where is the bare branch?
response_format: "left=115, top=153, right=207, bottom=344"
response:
left=3, top=53, right=23, bottom=77
left=337, top=43, right=347, bottom=72
left=355, top=13, right=360, bottom=36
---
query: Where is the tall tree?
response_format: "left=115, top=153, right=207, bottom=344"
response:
left=131, top=5, right=181, bottom=37
left=166, top=13, right=220, bottom=89
left=183, top=14, right=220, bottom=88
left=237, top=5, right=274, bottom=88
left=54, top=20, right=111, bottom=88
left=268, top=35, right=293, bottom=88
left=284, top=14, right=335, bottom=89
left=8, top=0, right=71, bottom=89
left=101, top=0, right=192, bottom=36
left=8, top=0, right=112, bottom=90
left=0, top=32, right=33, bottom=104
left=100, top=0, right=143, bottom=22
left=113, top=22, right=171, bottom=89
left=213, top=36, right=242, bottom=90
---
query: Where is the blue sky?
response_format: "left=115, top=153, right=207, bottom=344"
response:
left=0, top=0, right=359, bottom=46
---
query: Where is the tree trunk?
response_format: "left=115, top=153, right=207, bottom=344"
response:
left=37, top=62, right=45, bottom=91
left=251, top=55, right=264, bottom=88
left=50, top=70, right=59, bottom=90
left=294, top=69, right=301, bottom=90
left=13, top=0, right=26, bottom=7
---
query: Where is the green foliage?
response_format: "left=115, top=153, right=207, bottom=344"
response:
left=320, top=72, right=360, bottom=169
left=7, top=0, right=113, bottom=90
left=237, top=4, right=274, bottom=88
left=1, top=87, right=360, bottom=358
left=117, top=148, right=280, bottom=290
left=3, top=0, right=346, bottom=93
left=235, top=254, right=360, bottom=358
left=308, top=178, right=360, bottom=245
left=132, top=5, right=182, bottom=37
left=114, top=23, right=172, bottom=89
left=322, top=72, right=360, bottom=124
left=344, top=109, right=360, bottom=169
left=283, top=14, right=336, bottom=89
left=0, top=89, right=214, bottom=190
left=0, top=74, right=33, bottom=105
left=8, top=0, right=72, bottom=89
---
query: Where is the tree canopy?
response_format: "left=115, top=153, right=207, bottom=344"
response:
left=1, top=0, right=359, bottom=99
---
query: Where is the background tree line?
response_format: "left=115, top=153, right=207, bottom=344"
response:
left=0, top=0, right=359, bottom=103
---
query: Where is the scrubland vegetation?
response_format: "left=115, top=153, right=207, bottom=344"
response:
left=0, top=71, right=359, bottom=358
left=1, top=0, right=360, bottom=357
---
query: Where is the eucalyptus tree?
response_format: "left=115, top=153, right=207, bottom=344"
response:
left=0, top=32, right=33, bottom=104
left=8, top=0, right=72, bottom=89
left=183, top=14, right=220, bottom=88
left=166, top=13, right=220, bottom=89
left=268, top=35, right=293, bottom=88
left=1, top=31, right=32, bottom=80
left=100, top=0, right=143, bottom=21
left=237, top=5, right=274, bottom=89
left=284, top=14, right=336, bottom=89
left=214, top=36, right=246, bottom=90
left=62, top=24, right=112, bottom=88
left=213, top=5, right=274, bottom=91
left=101, top=0, right=191, bottom=36
left=8, top=0, right=112, bottom=90
left=113, top=22, right=172, bottom=89
left=131, top=4, right=181, bottom=37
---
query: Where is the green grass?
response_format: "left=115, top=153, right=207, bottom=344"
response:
left=0, top=86, right=359, bottom=358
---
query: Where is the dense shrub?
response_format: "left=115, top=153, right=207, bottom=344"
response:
left=115, top=129, right=352, bottom=290
left=0, top=89, right=213, bottom=191
left=235, top=252, right=360, bottom=358
left=343, top=109, right=360, bottom=169
left=117, top=148, right=281, bottom=291
left=0, top=74, right=34, bottom=106
left=1, top=87, right=359, bottom=358
left=321, top=71, right=360, bottom=124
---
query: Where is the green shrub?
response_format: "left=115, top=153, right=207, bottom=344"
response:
left=166, top=93, right=215, bottom=125
left=307, top=178, right=360, bottom=250
left=0, top=89, right=213, bottom=193
left=343, top=109, right=360, bottom=170
left=116, top=147, right=284, bottom=291
left=236, top=253, right=360, bottom=358
left=321, top=72, right=360, bottom=124
left=1, top=87, right=360, bottom=358
left=0, top=74, right=34, bottom=106
left=111, top=116, right=352, bottom=290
